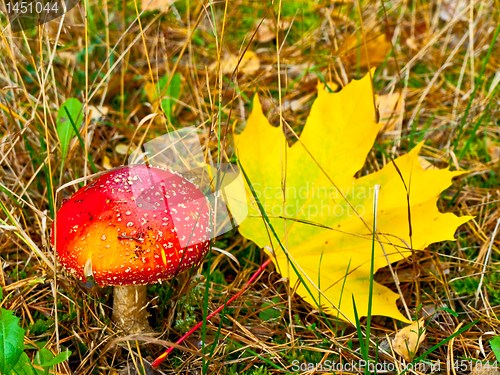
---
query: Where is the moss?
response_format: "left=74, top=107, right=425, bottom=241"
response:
left=173, top=283, right=204, bottom=334
left=451, top=271, right=500, bottom=306
left=28, top=318, right=53, bottom=336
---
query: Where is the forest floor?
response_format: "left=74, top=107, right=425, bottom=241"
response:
left=1, top=0, right=500, bottom=374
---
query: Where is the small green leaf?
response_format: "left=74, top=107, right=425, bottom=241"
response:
left=32, top=341, right=48, bottom=350
left=258, top=297, right=281, bottom=322
left=56, top=98, right=83, bottom=163
left=28, top=319, right=53, bottom=336
left=0, top=308, right=26, bottom=374
left=12, top=352, right=34, bottom=375
left=34, top=348, right=53, bottom=375
left=0, top=286, right=3, bottom=300
left=38, top=350, right=71, bottom=368
left=438, top=306, right=458, bottom=317
left=27, top=278, right=45, bottom=287
left=160, top=73, right=182, bottom=123
left=490, top=337, right=500, bottom=361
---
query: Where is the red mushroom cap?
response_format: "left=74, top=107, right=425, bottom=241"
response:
left=51, top=165, right=212, bottom=286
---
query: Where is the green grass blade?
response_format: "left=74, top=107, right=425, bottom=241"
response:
left=62, top=106, right=98, bottom=174
left=365, top=185, right=380, bottom=358
left=351, top=295, right=366, bottom=359
left=160, top=73, right=182, bottom=123
left=458, top=100, right=492, bottom=162
left=335, top=258, right=351, bottom=333
left=35, top=123, right=55, bottom=218
left=453, top=22, right=500, bottom=154
left=226, top=338, right=285, bottom=371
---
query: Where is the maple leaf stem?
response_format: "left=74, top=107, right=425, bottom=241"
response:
left=151, top=258, right=272, bottom=369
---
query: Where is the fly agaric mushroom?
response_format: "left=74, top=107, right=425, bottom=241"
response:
left=51, top=165, right=212, bottom=333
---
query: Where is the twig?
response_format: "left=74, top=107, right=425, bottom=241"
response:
left=475, top=216, right=500, bottom=305
left=151, top=258, right=272, bottom=368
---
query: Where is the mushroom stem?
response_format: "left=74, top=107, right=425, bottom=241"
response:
left=112, top=285, right=152, bottom=333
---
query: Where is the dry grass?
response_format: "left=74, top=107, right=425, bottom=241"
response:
left=0, top=0, right=500, bottom=373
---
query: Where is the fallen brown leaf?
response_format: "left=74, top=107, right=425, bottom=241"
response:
left=88, top=105, right=109, bottom=122
left=377, top=91, right=404, bottom=134
left=256, top=19, right=291, bottom=43
left=392, top=319, right=426, bottom=362
left=141, top=0, right=174, bottom=13
left=487, top=138, right=500, bottom=162
left=210, top=51, right=260, bottom=75
left=342, top=30, right=390, bottom=68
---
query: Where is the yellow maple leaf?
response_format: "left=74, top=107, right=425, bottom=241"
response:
left=234, top=72, right=472, bottom=323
